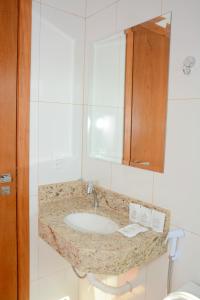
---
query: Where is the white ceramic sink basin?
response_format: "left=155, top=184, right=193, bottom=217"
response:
left=64, top=212, right=119, bottom=235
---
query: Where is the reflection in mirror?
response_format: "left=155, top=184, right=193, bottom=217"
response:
left=87, top=13, right=171, bottom=172
left=87, top=33, right=126, bottom=163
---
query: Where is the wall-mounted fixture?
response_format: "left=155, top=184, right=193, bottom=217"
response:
left=183, top=56, right=196, bottom=75
left=165, top=229, right=185, bottom=294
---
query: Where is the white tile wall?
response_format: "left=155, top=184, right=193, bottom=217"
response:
left=86, top=0, right=117, bottom=17
left=30, top=102, right=38, bottom=197
left=116, top=0, right=162, bottom=31
left=30, top=0, right=83, bottom=299
left=170, top=230, right=200, bottom=291
left=30, top=281, right=39, bottom=300
left=162, top=0, right=200, bottom=99
left=30, top=1, right=40, bottom=101
left=39, top=4, right=85, bottom=103
left=38, top=102, right=82, bottom=185
left=42, top=0, right=86, bottom=17
left=38, top=239, right=69, bottom=278
left=111, top=164, right=154, bottom=203
left=154, top=100, right=200, bottom=235
left=145, top=253, right=169, bottom=300
left=86, top=5, right=117, bottom=41
left=82, top=156, right=112, bottom=189
left=38, top=268, right=78, bottom=300
left=30, top=196, right=39, bottom=282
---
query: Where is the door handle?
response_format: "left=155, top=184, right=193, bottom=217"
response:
left=0, top=173, right=12, bottom=183
left=0, top=186, right=11, bottom=196
left=133, top=161, right=150, bottom=166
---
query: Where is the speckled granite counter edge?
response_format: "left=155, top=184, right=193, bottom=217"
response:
left=39, top=180, right=170, bottom=275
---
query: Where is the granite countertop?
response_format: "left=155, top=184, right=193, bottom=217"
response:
left=39, top=181, right=170, bottom=275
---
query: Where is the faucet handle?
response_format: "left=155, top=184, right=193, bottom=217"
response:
left=87, top=181, right=94, bottom=194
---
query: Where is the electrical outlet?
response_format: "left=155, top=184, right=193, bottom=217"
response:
left=55, top=158, right=64, bottom=169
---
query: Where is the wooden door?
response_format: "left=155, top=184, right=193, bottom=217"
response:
left=130, top=25, right=169, bottom=172
left=0, top=0, right=18, bottom=299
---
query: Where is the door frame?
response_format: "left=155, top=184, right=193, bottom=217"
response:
left=17, top=0, right=32, bottom=299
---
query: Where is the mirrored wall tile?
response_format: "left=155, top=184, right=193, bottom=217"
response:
left=162, top=0, right=200, bottom=99
left=86, top=33, right=126, bottom=107
left=42, top=0, right=86, bottom=17
left=39, top=4, right=85, bottom=104
left=38, top=103, right=82, bottom=184
left=154, top=100, right=200, bottom=235
left=87, top=106, right=124, bottom=163
left=116, top=0, right=162, bottom=32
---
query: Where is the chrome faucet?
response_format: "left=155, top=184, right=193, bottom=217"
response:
left=86, top=181, right=99, bottom=208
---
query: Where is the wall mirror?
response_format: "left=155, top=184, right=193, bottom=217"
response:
left=86, top=13, right=171, bottom=173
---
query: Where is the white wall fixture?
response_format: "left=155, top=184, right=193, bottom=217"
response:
left=183, top=56, right=196, bottom=75
left=165, top=229, right=185, bottom=294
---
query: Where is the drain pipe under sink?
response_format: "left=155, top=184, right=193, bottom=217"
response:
left=87, top=273, right=142, bottom=296
left=72, top=266, right=142, bottom=296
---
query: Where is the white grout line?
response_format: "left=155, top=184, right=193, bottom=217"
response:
left=37, top=100, right=84, bottom=105
left=86, top=0, right=120, bottom=19
left=168, top=98, right=200, bottom=101
left=84, top=103, right=124, bottom=109
left=40, top=1, right=85, bottom=19
left=80, top=17, right=87, bottom=179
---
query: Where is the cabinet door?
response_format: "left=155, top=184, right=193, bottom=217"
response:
left=130, top=25, right=169, bottom=172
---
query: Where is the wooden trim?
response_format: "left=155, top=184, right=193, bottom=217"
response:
left=17, top=0, right=32, bottom=299
left=140, top=22, right=169, bottom=36
left=126, top=15, right=170, bottom=37
left=123, top=30, right=134, bottom=165
left=129, top=23, right=170, bottom=173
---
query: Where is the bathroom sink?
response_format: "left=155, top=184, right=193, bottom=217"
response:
left=64, top=212, right=119, bottom=235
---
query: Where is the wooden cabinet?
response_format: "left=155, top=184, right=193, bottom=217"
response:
left=123, top=17, right=170, bottom=173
